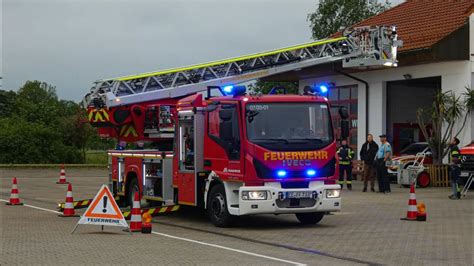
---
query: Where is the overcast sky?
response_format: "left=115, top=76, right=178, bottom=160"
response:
left=2, top=0, right=404, bottom=101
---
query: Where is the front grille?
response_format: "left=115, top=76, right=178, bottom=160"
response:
left=281, top=182, right=309, bottom=189
left=253, top=157, right=336, bottom=179
left=461, top=155, right=474, bottom=172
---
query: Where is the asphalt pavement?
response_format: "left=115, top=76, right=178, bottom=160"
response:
left=0, top=168, right=472, bottom=265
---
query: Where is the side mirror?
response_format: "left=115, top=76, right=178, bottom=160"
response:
left=341, top=120, right=349, bottom=139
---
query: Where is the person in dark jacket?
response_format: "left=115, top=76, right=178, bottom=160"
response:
left=360, top=134, right=379, bottom=192
left=448, top=137, right=461, bottom=200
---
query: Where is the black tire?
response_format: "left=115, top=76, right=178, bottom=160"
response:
left=295, top=212, right=325, bottom=225
left=207, top=184, right=234, bottom=227
left=127, top=178, right=140, bottom=207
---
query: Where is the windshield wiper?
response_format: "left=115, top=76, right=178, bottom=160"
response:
left=252, top=138, right=289, bottom=144
left=290, top=138, right=324, bottom=142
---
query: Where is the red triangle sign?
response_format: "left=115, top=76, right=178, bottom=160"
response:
left=75, top=185, right=128, bottom=229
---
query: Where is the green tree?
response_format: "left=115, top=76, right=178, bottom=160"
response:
left=417, top=87, right=474, bottom=164
left=0, top=90, right=17, bottom=117
left=0, top=80, right=111, bottom=164
left=307, top=0, right=391, bottom=40
left=14, top=81, right=60, bottom=126
left=248, top=81, right=299, bottom=95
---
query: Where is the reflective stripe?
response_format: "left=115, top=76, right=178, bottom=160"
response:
left=66, top=191, right=72, bottom=197
left=337, top=181, right=344, bottom=184
left=12, top=184, right=18, bottom=189
left=346, top=181, right=352, bottom=184
left=10, top=194, right=18, bottom=199
left=133, top=201, right=140, bottom=208
left=409, top=193, right=416, bottom=200
left=65, top=202, right=74, bottom=209
left=408, top=205, right=417, bottom=212
left=111, top=37, right=347, bottom=81
left=131, top=215, right=141, bottom=222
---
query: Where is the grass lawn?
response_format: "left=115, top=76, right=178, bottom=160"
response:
left=85, top=150, right=108, bottom=165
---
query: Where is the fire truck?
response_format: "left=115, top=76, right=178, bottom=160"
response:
left=83, top=26, right=401, bottom=227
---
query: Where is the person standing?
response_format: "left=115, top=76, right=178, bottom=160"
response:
left=448, top=137, right=461, bottom=200
left=337, top=139, right=354, bottom=190
left=360, top=134, right=379, bottom=192
left=375, top=134, right=392, bottom=193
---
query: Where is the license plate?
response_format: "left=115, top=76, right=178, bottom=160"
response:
left=286, top=191, right=313, bottom=199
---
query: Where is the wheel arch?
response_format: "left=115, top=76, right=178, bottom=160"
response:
left=204, top=171, right=223, bottom=210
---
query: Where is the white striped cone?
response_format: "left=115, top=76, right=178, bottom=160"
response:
left=6, top=177, right=23, bottom=205
left=130, top=192, right=142, bottom=232
left=59, top=183, right=78, bottom=217
left=405, top=184, right=417, bottom=220
left=56, top=164, right=69, bottom=184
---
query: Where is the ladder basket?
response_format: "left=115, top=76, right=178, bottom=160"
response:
left=427, top=164, right=449, bottom=187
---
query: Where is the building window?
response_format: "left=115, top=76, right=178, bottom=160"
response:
left=328, top=85, right=358, bottom=157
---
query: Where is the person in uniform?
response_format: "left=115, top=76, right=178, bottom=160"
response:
left=448, top=137, right=461, bottom=200
left=375, top=134, right=392, bottom=193
left=337, top=139, right=354, bottom=190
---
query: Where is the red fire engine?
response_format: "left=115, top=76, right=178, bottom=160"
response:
left=83, top=26, right=401, bottom=226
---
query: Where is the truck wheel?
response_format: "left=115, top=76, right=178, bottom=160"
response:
left=127, top=178, right=140, bottom=207
left=417, top=171, right=430, bottom=188
left=207, top=184, right=233, bottom=227
left=295, top=212, right=324, bottom=225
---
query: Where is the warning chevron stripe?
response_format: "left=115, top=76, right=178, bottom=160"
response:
left=58, top=199, right=92, bottom=211
left=122, top=205, right=180, bottom=220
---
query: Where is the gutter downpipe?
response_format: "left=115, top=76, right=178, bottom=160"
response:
left=333, top=68, right=370, bottom=137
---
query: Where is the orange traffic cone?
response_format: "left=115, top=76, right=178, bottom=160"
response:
left=6, top=177, right=23, bottom=206
left=56, top=164, right=69, bottom=184
left=401, top=183, right=417, bottom=221
left=129, top=192, right=142, bottom=232
left=59, top=184, right=79, bottom=217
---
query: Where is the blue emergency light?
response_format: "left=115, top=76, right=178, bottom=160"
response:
left=306, top=169, right=316, bottom=177
left=222, top=85, right=246, bottom=97
left=223, top=85, right=234, bottom=94
left=318, top=85, right=328, bottom=94
left=277, top=170, right=287, bottom=177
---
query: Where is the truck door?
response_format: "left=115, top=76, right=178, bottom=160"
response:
left=205, top=102, right=244, bottom=181
left=176, top=109, right=204, bottom=206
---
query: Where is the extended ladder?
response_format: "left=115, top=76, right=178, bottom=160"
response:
left=84, top=26, right=401, bottom=108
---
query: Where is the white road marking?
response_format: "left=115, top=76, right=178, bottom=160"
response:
left=151, top=231, right=305, bottom=265
left=1, top=198, right=305, bottom=265
left=0, top=199, right=61, bottom=214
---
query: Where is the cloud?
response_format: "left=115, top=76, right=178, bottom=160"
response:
left=3, top=0, right=404, bottom=101
left=3, top=0, right=318, bottom=101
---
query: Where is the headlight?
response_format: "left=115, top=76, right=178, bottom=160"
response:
left=326, top=189, right=341, bottom=198
left=242, top=191, right=269, bottom=200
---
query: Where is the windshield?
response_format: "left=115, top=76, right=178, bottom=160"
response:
left=246, top=103, right=333, bottom=151
left=400, top=143, right=429, bottom=155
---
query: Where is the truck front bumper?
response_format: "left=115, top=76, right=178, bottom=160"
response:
left=236, top=182, right=341, bottom=216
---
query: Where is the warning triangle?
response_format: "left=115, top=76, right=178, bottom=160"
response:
left=75, top=185, right=128, bottom=229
